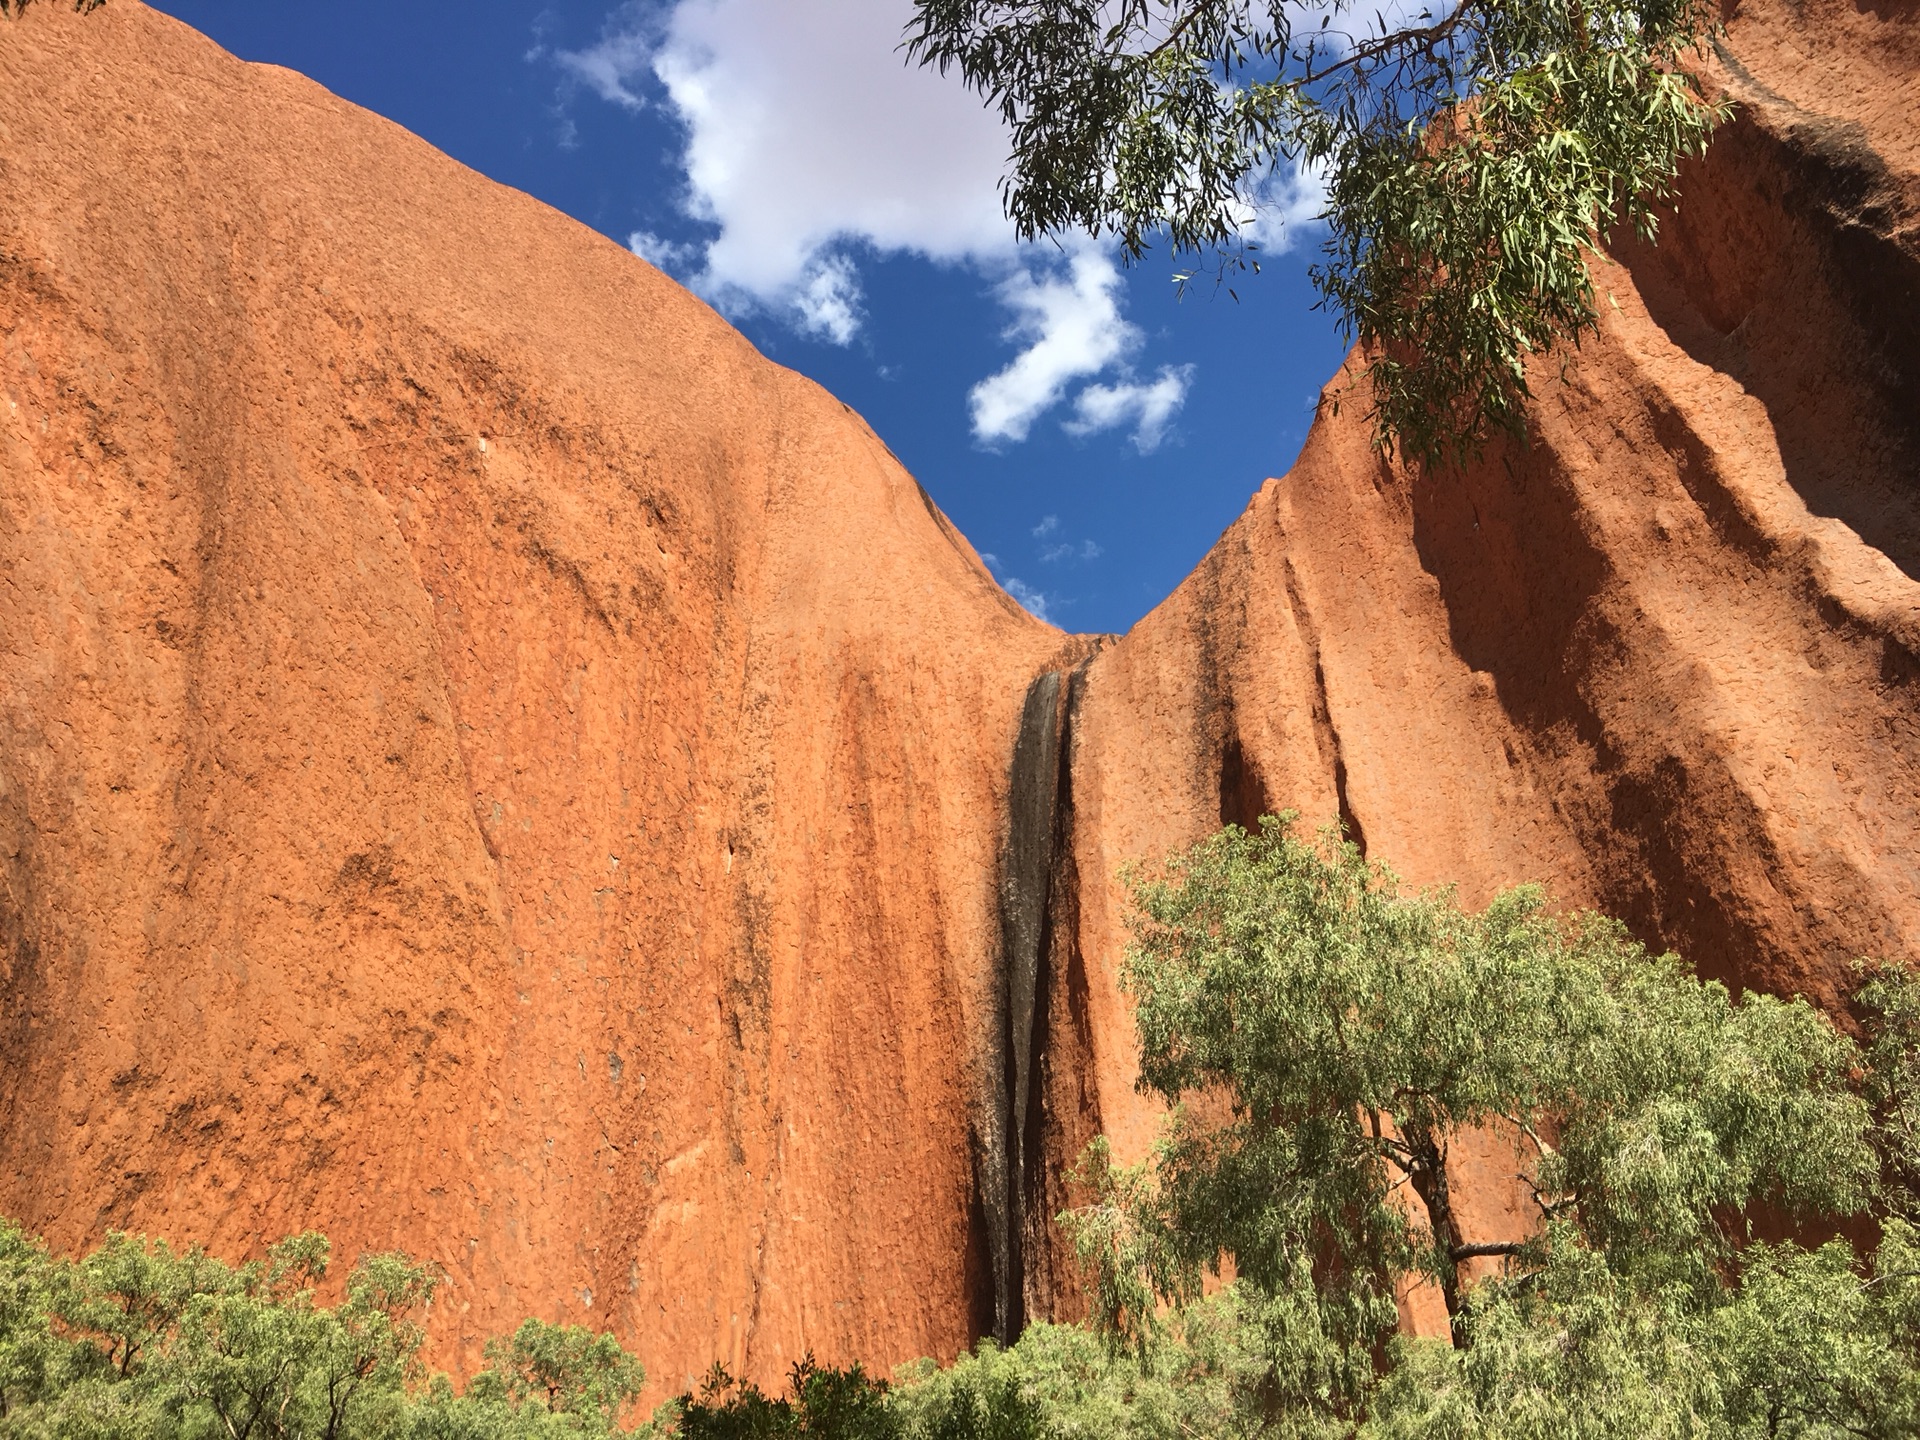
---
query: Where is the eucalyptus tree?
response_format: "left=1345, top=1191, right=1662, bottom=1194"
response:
left=907, top=0, right=1725, bottom=464
left=1064, top=816, right=1920, bottom=1435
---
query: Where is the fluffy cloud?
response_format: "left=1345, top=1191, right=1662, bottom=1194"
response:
left=557, top=0, right=1220, bottom=446
left=968, top=250, right=1197, bottom=449
left=1066, top=364, right=1196, bottom=453
left=790, top=254, right=864, bottom=344
left=969, top=250, right=1139, bottom=445
left=566, top=0, right=1010, bottom=308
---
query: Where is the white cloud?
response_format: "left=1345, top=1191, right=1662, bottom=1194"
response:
left=555, top=17, right=659, bottom=110
left=558, top=0, right=1205, bottom=445
left=1234, top=157, right=1329, bottom=256
left=628, top=230, right=700, bottom=274
left=1001, top=578, right=1054, bottom=623
left=1032, top=516, right=1059, bottom=537
left=1065, top=364, right=1195, bottom=452
left=1040, top=539, right=1103, bottom=563
left=970, top=250, right=1140, bottom=445
left=566, top=0, right=1011, bottom=316
left=791, top=255, right=864, bottom=344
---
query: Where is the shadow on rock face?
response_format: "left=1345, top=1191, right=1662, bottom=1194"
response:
left=1619, top=59, right=1920, bottom=581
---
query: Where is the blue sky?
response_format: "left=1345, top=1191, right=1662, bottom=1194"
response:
left=150, top=0, right=1349, bottom=635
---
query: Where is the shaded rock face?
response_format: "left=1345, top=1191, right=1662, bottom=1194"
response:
left=975, top=0, right=1920, bottom=1325
left=2, top=0, right=1916, bottom=1395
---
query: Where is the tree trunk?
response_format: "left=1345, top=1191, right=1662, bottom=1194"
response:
left=1400, top=1117, right=1465, bottom=1334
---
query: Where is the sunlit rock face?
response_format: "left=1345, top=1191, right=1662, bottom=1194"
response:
left=0, top=0, right=1076, bottom=1397
left=2, top=0, right=1914, bottom=1396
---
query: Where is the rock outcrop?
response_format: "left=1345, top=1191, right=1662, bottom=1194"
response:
left=2, top=0, right=1915, bottom=1397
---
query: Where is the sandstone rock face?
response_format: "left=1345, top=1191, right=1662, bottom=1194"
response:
left=0, top=0, right=1071, bottom=1396
left=2, top=0, right=1916, bottom=1396
left=1016, top=0, right=1920, bottom=1323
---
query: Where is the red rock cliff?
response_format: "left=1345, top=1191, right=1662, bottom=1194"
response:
left=0, top=0, right=1073, bottom=1396
left=2, top=0, right=1916, bottom=1396
left=994, top=0, right=1920, bottom=1324
left=1029, top=0, right=1920, bottom=1328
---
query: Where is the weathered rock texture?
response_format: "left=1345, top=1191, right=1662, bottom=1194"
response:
left=0, top=0, right=1074, bottom=1396
left=2, top=0, right=1916, bottom=1395
left=1027, top=0, right=1920, bottom=1324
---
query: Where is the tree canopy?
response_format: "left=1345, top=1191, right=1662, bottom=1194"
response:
left=907, top=0, right=1726, bottom=465
left=1060, top=815, right=1920, bottom=1436
left=0, top=1229, right=645, bottom=1440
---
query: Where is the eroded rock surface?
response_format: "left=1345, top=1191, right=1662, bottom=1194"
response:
left=2, top=0, right=1915, bottom=1392
left=1024, top=0, right=1920, bottom=1323
left=0, top=0, right=1072, bottom=1396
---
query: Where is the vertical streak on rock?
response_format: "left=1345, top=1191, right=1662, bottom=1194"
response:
left=986, top=667, right=1068, bottom=1343
left=1022, top=659, right=1106, bottom=1327
left=1280, top=559, right=1367, bottom=854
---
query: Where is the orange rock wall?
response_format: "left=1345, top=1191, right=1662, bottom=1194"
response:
left=0, top=0, right=1070, bottom=1397
left=3, top=0, right=1917, bottom=1396
left=1026, top=0, right=1920, bottom=1319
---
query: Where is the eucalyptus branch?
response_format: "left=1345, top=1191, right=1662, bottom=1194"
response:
left=1520, top=1172, right=1580, bottom=1218
left=1498, top=1111, right=1560, bottom=1159
left=1139, top=5, right=1206, bottom=61
left=1376, top=1134, right=1416, bottom=1172
left=1862, top=1268, right=1920, bottom=1289
left=1297, top=1, right=1483, bottom=87
left=911, top=0, right=1724, bottom=463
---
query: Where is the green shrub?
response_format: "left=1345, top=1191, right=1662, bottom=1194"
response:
left=671, top=1357, right=896, bottom=1440
left=1060, top=814, right=1920, bottom=1437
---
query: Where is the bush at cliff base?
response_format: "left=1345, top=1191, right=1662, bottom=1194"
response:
left=4, top=820, right=1919, bottom=1438
left=0, top=1228, right=645, bottom=1440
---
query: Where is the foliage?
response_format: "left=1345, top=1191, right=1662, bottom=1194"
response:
left=0, top=1229, right=642, bottom=1440
left=1859, top=957, right=1920, bottom=1218
left=1061, top=814, right=1919, bottom=1435
left=906, top=0, right=1726, bottom=465
left=469, top=1322, right=644, bottom=1431
left=0, top=1225, right=1256, bottom=1440
left=892, top=1302, right=1259, bottom=1440
left=0, top=1222, right=69, bottom=1421
left=1355, top=1220, right=1920, bottom=1437
left=671, top=1357, right=897, bottom=1440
